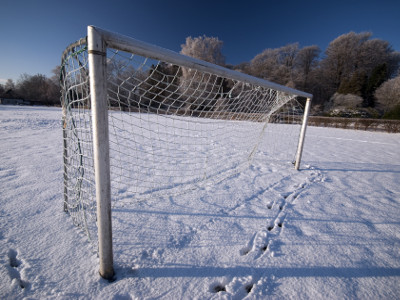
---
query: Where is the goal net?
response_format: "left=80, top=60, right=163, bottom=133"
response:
left=60, top=26, right=312, bottom=278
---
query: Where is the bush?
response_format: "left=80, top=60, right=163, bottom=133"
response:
left=307, top=116, right=400, bottom=133
left=382, top=120, right=400, bottom=133
left=354, top=119, right=377, bottom=131
left=375, top=75, right=400, bottom=112
left=383, top=105, right=400, bottom=120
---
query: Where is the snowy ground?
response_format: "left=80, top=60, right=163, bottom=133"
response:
left=1, top=105, right=400, bottom=299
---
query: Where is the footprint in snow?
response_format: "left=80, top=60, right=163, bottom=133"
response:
left=7, top=249, right=27, bottom=289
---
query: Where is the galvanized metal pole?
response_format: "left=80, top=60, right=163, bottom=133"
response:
left=87, top=25, right=114, bottom=280
left=294, top=98, right=312, bottom=170
left=62, top=116, right=69, bottom=213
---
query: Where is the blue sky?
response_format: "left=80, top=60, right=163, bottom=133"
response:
left=1, top=0, right=399, bottom=84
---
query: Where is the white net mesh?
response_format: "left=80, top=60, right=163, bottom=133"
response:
left=61, top=38, right=306, bottom=242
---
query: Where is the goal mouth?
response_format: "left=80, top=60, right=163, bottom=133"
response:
left=60, top=26, right=312, bottom=278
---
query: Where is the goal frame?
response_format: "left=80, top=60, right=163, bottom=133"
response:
left=84, top=25, right=312, bottom=279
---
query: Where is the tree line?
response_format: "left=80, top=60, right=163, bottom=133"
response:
left=0, top=67, right=61, bottom=106
left=184, top=32, right=400, bottom=119
left=1, top=31, right=400, bottom=119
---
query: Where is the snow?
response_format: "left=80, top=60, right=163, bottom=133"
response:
left=1, top=105, right=400, bottom=299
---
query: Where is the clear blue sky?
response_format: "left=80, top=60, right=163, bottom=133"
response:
left=1, top=0, right=399, bottom=84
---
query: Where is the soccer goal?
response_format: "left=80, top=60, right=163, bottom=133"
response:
left=60, top=26, right=312, bottom=279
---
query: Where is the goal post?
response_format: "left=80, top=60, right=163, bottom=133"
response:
left=294, top=97, right=312, bottom=170
left=61, top=25, right=313, bottom=279
left=87, top=26, right=114, bottom=280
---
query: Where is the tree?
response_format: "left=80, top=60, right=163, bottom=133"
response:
left=180, top=35, right=226, bottom=113
left=180, top=35, right=225, bottom=66
left=249, top=43, right=322, bottom=99
left=51, top=66, right=62, bottom=86
left=17, top=73, right=59, bottom=105
left=357, top=38, right=400, bottom=79
left=0, top=83, right=5, bottom=97
left=233, top=62, right=251, bottom=74
left=364, top=63, right=388, bottom=106
left=4, top=79, right=16, bottom=94
left=320, top=32, right=371, bottom=96
left=319, top=32, right=400, bottom=106
left=337, top=71, right=367, bottom=96
left=374, top=75, right=400, bottom=112
left=250, top=48, right=279, bottom=80
left=106, top=59, right=143, bottom=109
left=250, top=43, right=300, bottom=85
left=294, top=45, right=321, bottom=90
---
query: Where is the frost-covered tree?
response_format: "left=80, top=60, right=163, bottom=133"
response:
left=319, top=32, right=400, bottom=104
left=180, top=35, right=225, bottom=66
left=250, top=43, right=299, bottom=85
left=232, top=62, right=251, bottom=74
left=374, top=75, right=400, bottom=112
left=328, top=93, right=364, bottom=110
left=320, top=32, right=371, bottom=95
left=250, top=48, right=279, bottom=80
left=294, top=45, right=320, bottom=90
left=179, top=35, right=226, bottom=112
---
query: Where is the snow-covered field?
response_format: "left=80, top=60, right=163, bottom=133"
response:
left=1, top=105, right=400, bottom=299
